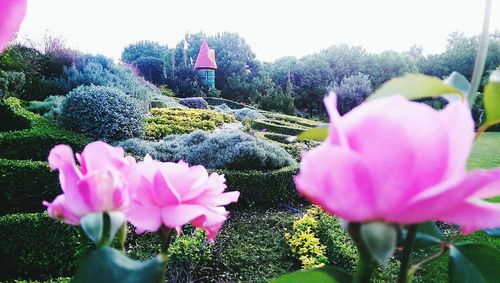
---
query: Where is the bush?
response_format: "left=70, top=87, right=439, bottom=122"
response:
left=0, top=159, right=59, bottom=216
left=133, top=56, right=166, bottom=85
left=262, top=112, right=320, bottom=128
left=26, top=95, right=65, bottom=120
left=285, top=209, right=329, bottom=269
left=121, top=130, right=296, bottom=171
left=145, top=108, right=234, bottom=140
left=249, top=119, right=307, bottom=136
left=150, top=95, right=182, bottom=108
left=61, top=85, right=145, bottom=142
left=159, top=85, right=176, bottom=97
left=204, top=97, right=251, bottom=109
left=0, top=213, right=87, bottom=281
left=330, top=73, right=372, bottom=115
left=214, top=103, right=264, bottom=122
left=0, top=70, right=26, bottom=98
left=178, top=97, right=209, bottom=109
left=0, top=98, right=90, bottom=160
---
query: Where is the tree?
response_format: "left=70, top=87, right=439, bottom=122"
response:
left=121, top=41, right=169, bottom=65
left=331, top=73, right=372, bottom=115
left=133, top=56, right=166, bottom=85
left=361, top=51, right=418, bottom=89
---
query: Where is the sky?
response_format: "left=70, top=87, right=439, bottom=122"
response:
left=16, top=0, right=500, bottom=62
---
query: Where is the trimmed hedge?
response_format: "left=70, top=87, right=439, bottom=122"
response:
left=146, top=108, right=235, bottom=140
left=205, top=97, right=255, bottom=110
left=262, top=112, right=320, bottom=128
left=0, top=213, right=87, bottom=281
left=216, top=165, right=303, bottom=207
left=178, top=97, right=209, bottom=109
left=249, top=119, right=307, bottom=136
left=0, top=159, right=59, bottom=216
left=0, top=98, right=90, bottom=161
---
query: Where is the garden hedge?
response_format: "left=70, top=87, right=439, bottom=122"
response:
left=204, top=97, right=254, bottom=110
left=0, top=213, right=87, bottom=281
left=216, top=165, right=303, bottom=207
left=262, top=112, right=320, bottom=128
left=249, top=119, right=307, bottom=136
left=0, top=159, right=59, bottom=216
left=0, top=97, right=90, bottom=161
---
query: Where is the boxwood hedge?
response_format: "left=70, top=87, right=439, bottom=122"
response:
left=0, top=98, right=90, bottom=161
left=0, top=159, right=59, bottom=216
left=249, top=119, right=307, bottom=136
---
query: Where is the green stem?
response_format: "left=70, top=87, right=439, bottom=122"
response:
left=96, top=212, right=111, bottom=249
left=159, top=226, right=173, bottom=283
left=117, top=222, right=127, bottom=252
left=348, top=222, right=377, bottom=283
left=468, top=0, right=492, bottom=101
left=398, top=225, right=418, bottom=283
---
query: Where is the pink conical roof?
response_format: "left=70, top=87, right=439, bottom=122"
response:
left=194, top=40, right=217, bottom=70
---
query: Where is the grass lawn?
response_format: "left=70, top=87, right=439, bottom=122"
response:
left=419, top=132, right=500, bottom=282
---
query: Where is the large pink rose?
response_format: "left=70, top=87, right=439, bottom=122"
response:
left=0, top=0, right=27, bottom=52
left=125, top=156, right=240, bottom=240
left=295, top=94, right=500, bottom=234
left=43, top=141, right=138, bottom=225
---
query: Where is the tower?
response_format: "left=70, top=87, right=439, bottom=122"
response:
left=194, top=39, right=217, bottom=89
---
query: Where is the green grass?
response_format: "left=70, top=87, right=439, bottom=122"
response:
left=418, top=132, right=500, bottom=282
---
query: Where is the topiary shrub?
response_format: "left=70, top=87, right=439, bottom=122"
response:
left=0, top=98, right=31, bottom=132
left=0, top=98, right=90, bottom=160
left=0, top=159, right=59, bottom=216
left=178, top=97, right=209, bottom=109
left=0, top=213, right=88, bottom=281
left=61, top=85, right=145, bottom=142
left=145, top=108, right=234, bottom=140
left=26, top=95, right=65, bottom=120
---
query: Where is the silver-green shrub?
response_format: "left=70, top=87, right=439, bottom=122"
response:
left=214, top=103, right=264, bottom=122
left=61, top=85, right=145, bottom=142
left=26, top=96, right=65, bottom=120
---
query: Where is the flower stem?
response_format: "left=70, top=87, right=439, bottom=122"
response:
left=97, top=212, right=111, bottom=249
left=398, top=224, right=418, bottom=283
left=159, top=226, right=173, bottom=283
left=348, top=222, right=377, bottom=283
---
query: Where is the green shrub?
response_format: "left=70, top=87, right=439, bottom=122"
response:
left=210, top=209, right=298, bottom=282
left=216, top=165, right=302, bottom=207
left=150, top=95, right=182, bottom=108
left=26, top=95, right=65, bottom=121
left=178, top=97, right=209, bottom=109
left=0, top=213, right=87, bottom=281
left=0, top=98, right=31, bottom=132
left=249, top=119, right=307, bottom=135
left=61, top=85, right=145, bottom=142
left=145, top=108, right=235, bottom=140
left=0, top=98, right=90, bottom=160
left=285, top=208, right=329, bottom=269
left=204, top=97, right=252, bottom=109
left=214, top=103, right=264, bottom=122
left=261, top=112, right=320, bottom=128
left=0, top=159, right=59, bottom=215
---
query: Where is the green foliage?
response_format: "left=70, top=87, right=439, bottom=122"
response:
left=61, top=85, right=145, bottom=142
left=150, top=95, right=182, bottom=108
left=121, top=40, right=169, bottom=65
left=178, top=97, right=209, bottom=109
left=249, top=119, right=308, bottom=136
left=0, top=70, right=26, bottom=98
left=145, top=108, right=234, bottom=139
left=361, top=51, right=418, bottom=89
left=214, top=103, right=264, bottom=122
left=133, top=56, right=166, bottom=85
left=285, top=209, right=329, bottom=269
left=0, top=97, right=90, bottom=160
left=0, top=159, right=59, bottom=215
left=271, top=266, right=352, bottom=283
left=26, top=95, right=65, bottom=120
left=167, top=66, right=207, bottom=98
left=331, top=73, right=372, bottom=115
left=481, top=71, right=500, bottom=130
left=204, top=97, right=250, bottom=109
left=0, top=213, right=88, bottom=281
left=449, top=243, right=500, bottom=283
left=159, top=85, right=176, bottom=97
left=211, top=209, right=298, bottom=282
left=468, top=133, right=500, bottom=170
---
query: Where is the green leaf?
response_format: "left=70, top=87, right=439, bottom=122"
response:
left=483, top=70, right=500, bottom=127
left=297, top=125, right=328, bottom=141
left=271, top=266, right=351, bottom=283
left=360, top=222, right=397, bottom=265
left=449, top=243, right=500, bottom=283
left=368, top=74, right=464, bottom=102
left=72, top=247, right=165, bottom=283
left=484, top=228, right=500, bottom=237
left=80, top=212, right=104, bottom=245
left=413, top=222, right=443, bottom=249
left=444, top=72, right=476, bottom=105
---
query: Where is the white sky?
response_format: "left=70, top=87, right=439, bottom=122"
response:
left=16, top=0, right=500, bottom=62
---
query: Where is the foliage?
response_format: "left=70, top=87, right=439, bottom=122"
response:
left=61, top=53, right=156, bottom=110
left=167, top=66, right=207, bottom=97
left=150, top=95, right=182, bottom=108
left=285, top=209, right=329, bottom=269
left=0, top=70, right=26, bottom=98
left=210, top=208, right=298, bottom=282
left=259, top=82, right=296, bottom=115
left=331, top=73, right=372, bottom=115
left=204, top=97, right=250, bottom=109
left=0, top=213, right=89, bottom=281
left=61, top=85, right=145, bottom=142
left=133, top=56, right=166, bottom=85
left=178, top=97, right=209, bottom=109
left=159, top=85, right=176, bottom=97
left=0, top=97, right=90, bottom=160
left=249, top=119, right=308, bottom=135
left=26, top=95, right=65, bottom=120
left=214, top=103, right=264, bottom=122
left=145, top=108, right=234, bottom=139
left=121, top=40, right=169, bottom=65
left=167, top=228, right=213, bottom=283
left=361, top=51, right=418, bottom=89
left=0, top=159, right=59, bottom=216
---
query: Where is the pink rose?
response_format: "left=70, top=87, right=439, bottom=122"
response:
left=295, top=93, right=500, bottom=234
left=0, top=0, right=27, bottom=52
left=125, top=156, right=239, bottom=240
left=43, top=141, right=138, bottom=225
